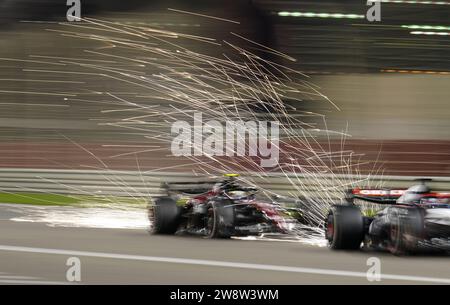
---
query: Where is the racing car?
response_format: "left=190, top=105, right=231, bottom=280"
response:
left=325, top=179, right=450, bottom=254
left=148, top=174, right=299, bottom=238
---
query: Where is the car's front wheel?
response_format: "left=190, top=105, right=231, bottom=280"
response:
left=389, top=207, right=424, bottom=255
left=206, top=200, right=235, bottom=238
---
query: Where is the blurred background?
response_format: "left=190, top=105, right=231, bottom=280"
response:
left=0, top=0, right=449, bottom=176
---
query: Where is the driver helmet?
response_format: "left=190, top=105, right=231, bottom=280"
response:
left=227, top=190, right=254, bottom=200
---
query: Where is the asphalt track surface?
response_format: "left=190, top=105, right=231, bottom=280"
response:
left=1, top=205, right=450, bottom=285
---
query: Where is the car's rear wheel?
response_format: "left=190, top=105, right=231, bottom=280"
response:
left=325, top=205, right=364, bottom=250
left=148, top=197, right=182, bottom=234
left=389, top=207, right=424, bottom=255
left=206, top=200, right=235, bottom=238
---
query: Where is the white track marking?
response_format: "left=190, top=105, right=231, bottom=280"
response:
left=0, top=272, right=69, bottom=285
left=0, top=275, right=39, bottom=280
left=0, top=245, right=449, bottom=284
left=0, top=279, right=71, bottom=285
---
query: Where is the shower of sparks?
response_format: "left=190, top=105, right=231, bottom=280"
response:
left=168, top=8, right=241, bottom=24
left=0, top=13, right=385, bottom=243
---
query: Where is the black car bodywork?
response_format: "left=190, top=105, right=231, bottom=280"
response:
left=148, top=175, right=300, bottom=238
left=325, top=180, right=450, bottom=254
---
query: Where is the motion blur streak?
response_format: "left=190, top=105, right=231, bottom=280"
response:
left=8, top=204, right=148, bottom=229
left=0, top=1, right=447, bottom=241
left=0, top=0, right=448, bottom=176
left=1, top=244, right=450, bottom=283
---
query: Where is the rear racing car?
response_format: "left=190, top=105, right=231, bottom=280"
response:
left=148, top=174, right=300, bottom=238
left=325, top=179, right=450, bottom=254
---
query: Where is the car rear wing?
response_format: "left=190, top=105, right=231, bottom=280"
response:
left=162, top=181, right=217, bottom=195
left=347, top=188, right=450, bottom=205
left=347, top=188, right=405, bottom=204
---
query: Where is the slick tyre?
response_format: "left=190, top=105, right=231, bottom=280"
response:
left=206, top=200, right=235, bottom=238
left=389, top=207, right=424, bottom=255
left=325, top=205, right=364, bottom=250
left=148, top=197, right=182, bottom=234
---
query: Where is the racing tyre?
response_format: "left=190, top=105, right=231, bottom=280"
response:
left=148, top=197, right=182, bottom=234
left=206, top=200, right=235, bottom=238
left=325, top=205, right=364, bottom=250
left=389, top=207, right=424, bottom=255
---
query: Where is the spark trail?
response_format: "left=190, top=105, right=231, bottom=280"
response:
left=7, top=12, right=384, bottom=242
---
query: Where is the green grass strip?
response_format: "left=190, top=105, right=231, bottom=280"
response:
left=0, top=192, right=147, bottom=207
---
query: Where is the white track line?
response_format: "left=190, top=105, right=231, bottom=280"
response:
left=0, top=245, right=449, bottom=284
left=0, top=279, right=71, bottom=285
left=0, top=275, right=39, bottom=280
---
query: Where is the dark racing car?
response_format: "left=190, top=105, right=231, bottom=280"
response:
left=325, top=179, right=450, bottom=254
left=148, top=174, right=299, bottom=238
